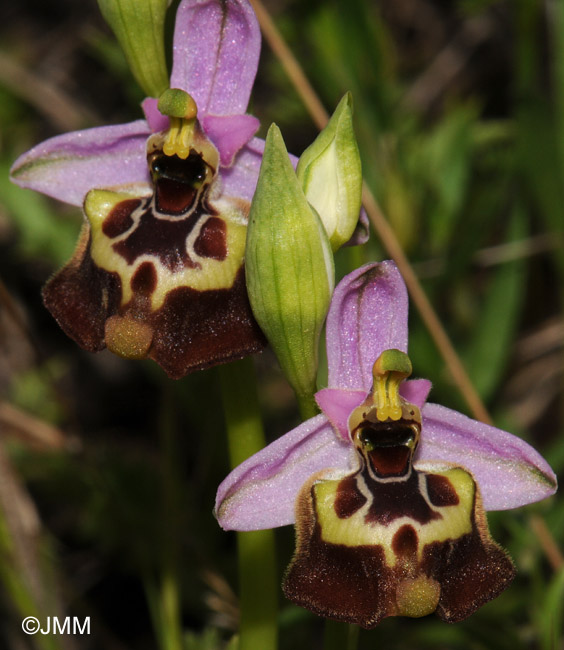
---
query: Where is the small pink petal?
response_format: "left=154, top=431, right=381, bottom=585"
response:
left=315, top=381, right=430, bottom=442
left=202, top=114, right=260, bottom=166
left=10, top=120, right=152, bottom=206
left=315, top=388, right=365, bottom=440
left=415, top=403, right=557, bottom=510
left=326, top=262, right=409, bottom=392
left=220, top=136, right=263, bottom=201
left=220, top=137, right=298, bottom=201
left=401, top=378, right=432, bottom=408
left=142, top=97, right=169, bottom=132
left=344, top=207, right=370, bottom=247
left=171, top=0, right=260, bottom=117
left=215, top=414, right=356, bottom=531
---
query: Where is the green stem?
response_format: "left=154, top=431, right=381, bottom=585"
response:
left=296, top=389, right=319, bottom=421
left=219, top=357, right=278, bottom=650
left=159, top=386, right=183, bottom=650
left=323, top=620, right=360, bottom=650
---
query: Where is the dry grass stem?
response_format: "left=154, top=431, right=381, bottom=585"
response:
left=401, top=14, right=495, bottom=113
left=0, top=50, right=92, bottom=132
left=0, top=402, right=68, bottom=450
left=529, top=514, right=564, bottom=571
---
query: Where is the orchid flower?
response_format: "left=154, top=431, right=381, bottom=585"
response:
left=215, top=261, right=557, bottom=627
left=10, top=0, right=267, bottom=378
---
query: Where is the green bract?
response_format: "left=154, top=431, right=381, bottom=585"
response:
left=246, top=125, right=334, bottom=408
left=97, top=0, right=169, bottom=98
left=297, top=93, right=362, bottom=251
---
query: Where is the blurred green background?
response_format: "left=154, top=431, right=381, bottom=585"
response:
left=0, top=0, right=562, bottom=648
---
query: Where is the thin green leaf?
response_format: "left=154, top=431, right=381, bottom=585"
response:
left=464, top=206, right=527, bottom=400
left=97, top=0, right=169, bottom=98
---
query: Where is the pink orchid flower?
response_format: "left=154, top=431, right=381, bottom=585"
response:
left=216, top=261, right=557, bottom=627
left=10, top=0, right=268, bottom=378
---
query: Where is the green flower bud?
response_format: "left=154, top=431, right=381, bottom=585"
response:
left=297, top=93, right=362, bottom=251
left=246, top=125, right=334, bottom=409
left=97, top=0, right=169, bottom=98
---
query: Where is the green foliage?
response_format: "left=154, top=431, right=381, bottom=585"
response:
left=463, top=207, right=527, bottom=400
left=97, top=0, right=169, bottom=97
left=536, top=567, right=564, bottom=650
left=8, top=361, right=67, bottom=425
left=0, top=162, right=80, bottom=266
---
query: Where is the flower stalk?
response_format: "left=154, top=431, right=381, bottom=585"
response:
left=323, top=620, right=359, bottom=650
left=219, top=358, right=278, bottom=650
left=159, top=386, right=183, bottom=650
